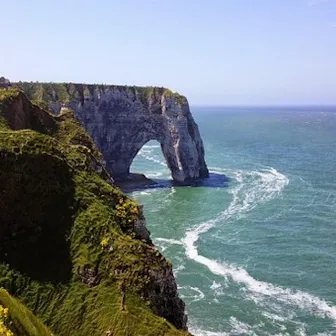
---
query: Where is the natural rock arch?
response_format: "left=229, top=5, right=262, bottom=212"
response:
left=104, top=104, right=208, bottom=183
left=22, top=84, right=209, bottom=183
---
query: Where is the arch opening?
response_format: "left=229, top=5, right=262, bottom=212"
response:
left=126, top=140, right=229, bottom=190
left=129, top=140, right=171, bottom=185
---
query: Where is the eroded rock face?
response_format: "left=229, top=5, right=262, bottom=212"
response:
left=47, top=86, right=209, bottom=182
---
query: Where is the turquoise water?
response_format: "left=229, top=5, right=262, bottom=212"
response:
left=129, top=106, right=336, bottom=336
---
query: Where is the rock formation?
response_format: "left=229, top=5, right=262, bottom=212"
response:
left=0, top=77, right=11, bottom=89
left=17, top=83, right=209, bottom=183
left=0, top=88, right=190, bottom=336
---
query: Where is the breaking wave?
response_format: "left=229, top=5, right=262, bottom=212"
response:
left=138, top=146, right=167, bottom=166
left=182, top=167, right=336, bottom=327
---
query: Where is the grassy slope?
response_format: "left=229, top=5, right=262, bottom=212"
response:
left=0, top=289, right=52, bottom=336
left=0, top=89, right=189, bottom=336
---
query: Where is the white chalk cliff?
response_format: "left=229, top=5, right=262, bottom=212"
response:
left=19, top=83, right=209, bottom=183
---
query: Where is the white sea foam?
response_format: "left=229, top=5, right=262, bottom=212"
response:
left=145, top=171, right=164, bottom=178
left=155, top=237, right=183, bottom=245
left=139, top=190, right=153, bottom=195
left=229, top=316, right=257, bottom=336
left=182, top=167, right=336, bottom=324
left=131, top=189, right=157, bottom=197
left=189, top=286, right=205, bottom=302
left=142, top=144, right=160, bottom=149
left=210, top=280, right=227, bottom=298
left=262, top=311, right=287, bottom=323
left=210, top=281, right=221, bottom=290
left=174, top=264, right=185, bottom=275
left=130, top=191, right=149, bottom=199
left=189, top=317, right=259, bottom=336
left=138, top=147, right=167, bottom=166
left=295, top=326, right=307, bottom=336
left=188, top=325, right=229, bottom=336
left=178, top=286, right=205, bottom=302
left=183, top=167, right=289, bottom=254
left=139, top=152, right=166, bottom=166
left=153, top=237, right=183, bottom=252
left=163, top=187, right=176, bottom=200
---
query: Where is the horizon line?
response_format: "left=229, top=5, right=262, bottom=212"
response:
left=190, top=104, right=336, bottom=107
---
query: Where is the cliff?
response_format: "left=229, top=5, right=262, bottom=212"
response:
left=0, top=88, right=189, bottom=335
left=16, top=82, right=209, bottom=183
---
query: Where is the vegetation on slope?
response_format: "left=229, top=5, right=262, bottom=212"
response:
left=0, top=89, right=189, bottom=335
left=0, top=289, right=52, bottom=336
left=14, top=82, right=187, bottom=107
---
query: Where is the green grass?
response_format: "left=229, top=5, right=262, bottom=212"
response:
left=162, top=89, right=186, bottom=105
left=0, top=90, right=190, bottom=336
left=0, top=89, right=21, bottom=131
left=0, top=289, right=52, bottom=336
left=14, top=82, right=188, bottom=107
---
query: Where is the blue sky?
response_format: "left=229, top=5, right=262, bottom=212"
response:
left=1, top=0, right=335, bottom=105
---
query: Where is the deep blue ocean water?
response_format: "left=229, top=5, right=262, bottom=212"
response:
left=129, top=106, right=336, bottom=336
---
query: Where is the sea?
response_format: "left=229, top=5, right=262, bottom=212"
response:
left=128, top=106, right=336, bottom=336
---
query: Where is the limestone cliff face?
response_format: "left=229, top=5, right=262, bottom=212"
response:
left=18, top=83, right=209, bottom=182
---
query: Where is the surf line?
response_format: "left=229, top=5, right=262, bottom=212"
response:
left=138, top=147, right=166, bottom=166
left=182, top=167, right=336, bottom=322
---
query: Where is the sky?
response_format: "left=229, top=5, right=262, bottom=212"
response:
left=1, top=0, right=335, bottom=105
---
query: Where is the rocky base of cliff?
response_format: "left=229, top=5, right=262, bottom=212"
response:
left=115, top=173, right=157, bottom=191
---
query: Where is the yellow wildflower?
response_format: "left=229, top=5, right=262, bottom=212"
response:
left=0, top=304, right=13, bottom=336
left=100, top=236, right=110, bottom=248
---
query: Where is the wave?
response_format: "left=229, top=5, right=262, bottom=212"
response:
left=189, top=325, right=229, bottom=336
left=183, top=167, right=289, bottom=256
left=138, top=151, right=167, bottom=166
left=182, top=167, right=336, bottom=324
left=189, top=317, right=257, bottom=336
left=131, top=189, right=157, bottom=197
left=178, top=286, right=205, bottom=303
left=174, top=264, right=185, bottom=275
left=189, top=255, right=336, bottom=321
left=145, top=171, right=164, bottom=178
left=155, top=237, right=184, bottom=245
left=142, top=144, right=160, bottom=149
left=137, top=146, right=167, bottom=167
left=210, top=281, right=222, bottom=290
left=170, top=187, right=176, bottom=195
left=229, top=317, right=257, bottom=336
left=153, top=237, right=183, bottom=253
left=261, top=311, right=287, bottom=323
left=210, top=281, right=226, bottom=300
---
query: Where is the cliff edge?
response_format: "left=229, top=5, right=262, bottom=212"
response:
left=17, top=83, right=209, bottom=183
left=0, top=88, right=189, bottom=335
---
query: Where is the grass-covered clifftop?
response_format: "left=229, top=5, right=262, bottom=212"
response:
left=0, top=88, right=189, bottom=335
left=15, top=82, right=187, bottom=106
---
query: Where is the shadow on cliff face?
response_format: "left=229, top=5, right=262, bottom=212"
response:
left=120, top=172, right=230, bottom=193
left=0, top=151, right=74, bottom=284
